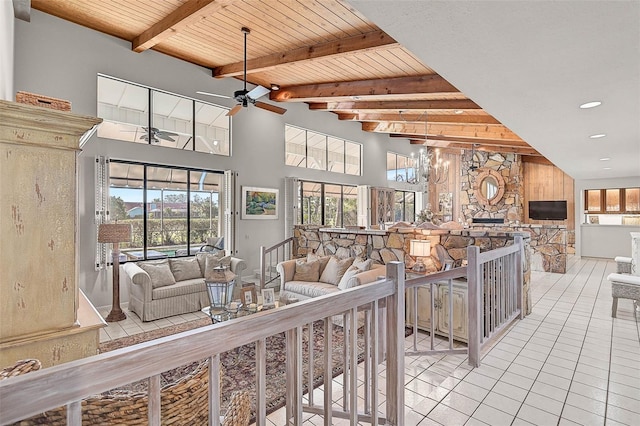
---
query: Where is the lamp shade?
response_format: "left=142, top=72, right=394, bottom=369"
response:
left=410, top=239, right=431, bottom=257
left=98, top=223, right=132, bottom=243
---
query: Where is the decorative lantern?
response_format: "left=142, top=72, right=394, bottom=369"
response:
left=205, top=267, right=236, bottom=313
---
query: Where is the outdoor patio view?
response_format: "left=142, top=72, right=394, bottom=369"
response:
left=108, top=161, right=223, bottom=261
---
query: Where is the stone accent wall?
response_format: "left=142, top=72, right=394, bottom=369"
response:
left=469, top=224, right=567, bottom=274
left=461, top=150, right=524, bottom=223
left=293, top=225, right=533, bottom=314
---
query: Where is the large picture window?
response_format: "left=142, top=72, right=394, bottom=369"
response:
left=97, top=75, right=231, bottom=156
left=108, top=160, right=222, bottom=261
left=285, top=125, right=361, bottom=175
left=300, top=181, right=357, bottom=227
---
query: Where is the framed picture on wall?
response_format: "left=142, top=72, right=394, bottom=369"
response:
left=241, top=186, right=279, bottom=220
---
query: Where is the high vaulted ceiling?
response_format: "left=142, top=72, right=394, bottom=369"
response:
left=31, top=0, right=545, bottom=162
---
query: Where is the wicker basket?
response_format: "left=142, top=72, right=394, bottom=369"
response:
left=15, top=91, right=71, bottom=111
left=1, top=359, right=250, bottom=426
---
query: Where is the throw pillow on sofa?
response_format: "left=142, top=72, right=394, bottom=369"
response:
left=169, top=257, right=202, bottom=281
left=337, top=265, right=363, bottom=290
left=196, top=251, right=226, bottom=275
left=352, top=257, right=373, bottom=272
left=307, top=253, right=331, bottom=272
left=319, top=256, right=355, bottom=285
left=139, top=260, right=176, bottom=288
left=293, top=258, right=321, bottom=281
left=204, top=255, right=232, bottom=280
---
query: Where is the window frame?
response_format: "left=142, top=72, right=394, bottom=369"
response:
left=285, top=124, right=362, bottom=176
left=107, top=159, right=223, bottom=262
left=97, top=74, right=231, bottom=156
left=299, top=180, right=358, bottom=227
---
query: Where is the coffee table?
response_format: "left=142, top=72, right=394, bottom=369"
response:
left=201, top=302, right=280, bottom=323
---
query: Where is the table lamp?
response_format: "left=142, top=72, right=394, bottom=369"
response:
left=410, top=239, right=431, bottom=273
left=98, top=223, right=132, bottom=322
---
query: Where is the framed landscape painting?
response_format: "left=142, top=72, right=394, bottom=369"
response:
left=242, top=186, right=279, bottom=220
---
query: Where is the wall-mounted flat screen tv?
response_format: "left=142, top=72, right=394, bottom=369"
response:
left=528, top=200, right=567, bottom=220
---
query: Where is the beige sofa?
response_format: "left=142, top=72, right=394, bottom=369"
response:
left=123, top=254, right=247, bottom=321
left=276, top=256, right=385, bottom=303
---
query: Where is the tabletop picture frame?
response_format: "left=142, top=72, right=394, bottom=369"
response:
left=261, top=288, right=276, bottom=308
left=241, top=284, right=257, bottom=306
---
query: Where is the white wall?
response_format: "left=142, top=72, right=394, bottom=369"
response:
left=0, top=0, right=14, bottom=100
left=574, top=176, right=640, bottom=257
left=14, top=11, right=418, bottom=308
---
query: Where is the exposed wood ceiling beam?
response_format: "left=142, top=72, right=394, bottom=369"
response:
left=132, top=0, right=235, bottom=53
left=522, top=155, right=555, bottom=165
left=309, top=99, right=481, bottom=111
left=214, top=30, right=397, bottom=78
left=337, top=112, right=500, bottom=124
left=392, top=134, right=528, bottom=146
left=272, top=75, right=458, bottom=102
left=364, top=122, right=522, bottom=141
left=406, top=139, right=540, bottom=156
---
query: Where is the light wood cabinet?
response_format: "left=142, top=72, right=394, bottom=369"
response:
left=406, top=280, right=469, bottom=342
left=0, top=100, right=104, bottom=368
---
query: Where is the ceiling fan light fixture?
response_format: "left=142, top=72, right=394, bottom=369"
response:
left=579, top=101, right=602, bottom=109
left=270, top=83, right=280, bottom=91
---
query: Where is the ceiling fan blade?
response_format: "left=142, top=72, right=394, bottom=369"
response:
left=254, top=101, right=287, bottom=115
left=159, top=135, right=176, bottom=142
left=197, top=91, right=232, bottom=99
left=227, top=104, right=243, bottom=117
left=247, top=85, right=270, bottom=101
left=157, top=130, right=179, bottom=137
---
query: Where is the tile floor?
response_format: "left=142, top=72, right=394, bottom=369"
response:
left=100, top=256, right=639, bottom=425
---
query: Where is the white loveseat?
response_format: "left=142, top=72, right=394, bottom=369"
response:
left=276, top=255, right=385, bottom=303
left=123, top=254, right=246, bottom=321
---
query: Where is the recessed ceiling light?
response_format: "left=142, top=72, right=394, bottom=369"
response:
left=599, top=157, right=610, bottom=161
left=351, top=96, right=361, bottom=100
left=270, top=83, right=280, bottom=91
left=580, top=101, right=602, bottom=109
left=454, top=110, right=464, bottom=114
left=603, top=167, right=612, bottom=170
left=590, top=133, right=606, bottom=139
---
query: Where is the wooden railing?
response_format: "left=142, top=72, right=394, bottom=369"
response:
left=405, top=236, right=524, bottom=367
left=0, top=263, right=406, bottom=426
left=259, top=237, right=293, bottom=290
left=1, top=238, right=524, bottom=425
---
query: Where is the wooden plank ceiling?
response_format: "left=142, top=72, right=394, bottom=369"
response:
left=32, top=0, right=544, bottom=158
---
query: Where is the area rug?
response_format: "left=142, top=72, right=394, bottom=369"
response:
left=99, top=317, right=383, bottom=420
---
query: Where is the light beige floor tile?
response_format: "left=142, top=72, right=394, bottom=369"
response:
left=516, top=404, right=560, bottom=426
left=472, top=403, right=514, bottom=426
left=608, top=391, right=640, bottom=414
left=561, top=404, right=605, bottom=426
left=492, top=380, right=529, bottom=402
left=427, top=404, right=469, bottom=426
left=440, top=391, right=480, bottom=416
left=524, top=391, right=564, bottom=416
left=482, top=391, right=521, bottom=416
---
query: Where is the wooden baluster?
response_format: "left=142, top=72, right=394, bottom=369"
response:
left=209, top=355, right=220, bottom=426
left=323, top=317, right=333, bottom=426
left=149, top=374, right=161, bottom=426
left=256, top=338, right=267, bottom=426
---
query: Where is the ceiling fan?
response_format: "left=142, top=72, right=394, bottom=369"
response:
left=197, top=27, right=286, bottom=117
left=122, top=126, right=179, bottom=144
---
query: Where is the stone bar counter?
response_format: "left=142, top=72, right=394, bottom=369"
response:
left=468, top=224, right=567, bottom=274
left=293, top=225, right=533, bottom=314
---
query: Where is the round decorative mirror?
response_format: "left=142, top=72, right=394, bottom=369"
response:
left=474, top=169, right=506, bottom=205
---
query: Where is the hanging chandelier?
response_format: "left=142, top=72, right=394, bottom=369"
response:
left=411, top=110, right=449, bottom=187
left=413, top=147, right=449, bottom=187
